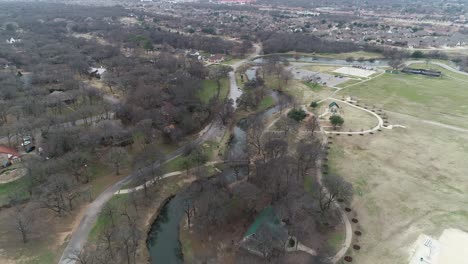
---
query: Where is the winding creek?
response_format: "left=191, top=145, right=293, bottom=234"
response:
left=146, top=91, right=288, bottom=263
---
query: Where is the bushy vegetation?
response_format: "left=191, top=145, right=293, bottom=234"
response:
left=287, top=108, right=307, bottom=122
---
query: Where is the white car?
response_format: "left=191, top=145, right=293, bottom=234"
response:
left=21, top=140, right=31, bottom=146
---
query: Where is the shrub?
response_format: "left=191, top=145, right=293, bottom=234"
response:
left=310, top=101, right=318, bottom=108
left=329, top=115, right=344, bottom=129
left=288, top=108, right=307, bottom=122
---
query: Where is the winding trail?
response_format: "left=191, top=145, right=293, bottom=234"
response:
left=315, top=130, right=353, bottom=263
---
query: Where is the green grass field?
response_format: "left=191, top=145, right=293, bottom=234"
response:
left=337, top=64, right=468, bottom=128
left=89, top=193, right=129, bottom=240
left=302, top=81, right=323, bottom=91
left=198, top=79, right=229, bottom=104
left=161, top=141, right=219, bottom=173
left=335, top=79, right=362, bottom=88
left=0, top=176, right=30, bottom=206
left=256, top=95, right=275, bottom=112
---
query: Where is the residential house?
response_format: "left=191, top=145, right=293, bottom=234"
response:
left=6, top=38, right=21, bottom=44
left=207, top=54, right=225, bottom=64
left=47, top=91, right=76, bottom=106
left=0, top=145, right=21, bottom=167
left=88, top=66, right=107, bottom=79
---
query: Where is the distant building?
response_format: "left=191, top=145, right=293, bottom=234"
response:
left=6, top=38, right=21, bottom=44
left=207, top=54, right=225, bottom=63
left=0, top=145, right=21, bottom=166
left=47, top=91, right=76, bottom=106
left=88, top=66, right=107, bottom=78
left=328, top=101, right=340, bottom=115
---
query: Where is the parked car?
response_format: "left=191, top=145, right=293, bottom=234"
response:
left=25, top=146, right=35, bottom=153
left=21, top=140, right=31, bottom=146
left=23, top=135, right=32, bottom=142
left=2, top=160, right=11, bottom=168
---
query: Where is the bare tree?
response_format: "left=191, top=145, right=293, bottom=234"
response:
left=13, top=204, right=33, bottom=243
left=217, top=98, right=234, bottom=125
left=246, top=116, right=265, bottom=156
left=323, top=174, right=353, bottom=208
left=264, top=138, right=288, bottom=161
left=315, top=174, right=353, bottom=213
left=106, top=147, right=129, bottom=175
left=295, top=139, right=322, bottom=180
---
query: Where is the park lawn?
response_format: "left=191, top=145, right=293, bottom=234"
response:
left=335, top=79, right=362, bottom=88
left=284, top=80, right=335, bottom=104
left=302, top=81, right=323, bottom=91
left=256, top=95, right=275, bottom=112
left=161, top=141, right=219, bottom=173
left=319, top=100, right=378, bottom=132
left=0, top=176, right=30, bottom=207
left=327, top=113, right=468, bottom=264
left=337, top=65, right=468, bottom=128
left=89, top=193, right=129, bottom=240
left=198, top=79, right=229, bottom=104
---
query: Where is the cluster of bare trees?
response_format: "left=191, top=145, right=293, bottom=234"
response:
left=181, top=175, right=263, bottom=236
left=70, top=196, right=146, bottom=264
left=257, top=32, right=361, bottom=54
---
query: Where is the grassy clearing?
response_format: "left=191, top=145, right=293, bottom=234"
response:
left=89, top=193, right=129, bottom=240
left=161, top=141, right=219, bottom=173
left=318, top=100, right=378, bottom=132
left=197, top=78, right=229, bottom=104
left=17, top=248, right=55, bottom=264
left=302, top=81, right=323, bottom=92
left=257, top=95, right=275, bottom=112
left=335, top=79, right=363, bottom=88
left=328, top=111, right=468, bottom=264
left=0, top=176, right=29, bottom=206
left=337, top=64, right=468, bottom=128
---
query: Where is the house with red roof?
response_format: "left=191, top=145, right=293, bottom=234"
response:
left=0, top=145, right=21, bottom=166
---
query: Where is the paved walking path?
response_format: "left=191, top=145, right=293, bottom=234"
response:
left=114, top=161, right=223, bottom=195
